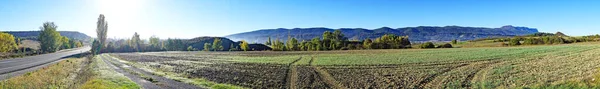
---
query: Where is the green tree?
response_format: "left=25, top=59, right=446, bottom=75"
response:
left=508, top=38, right=521, bottom=46
left=299, top=40, right=306, bottom=51
left=68, top=39, right=76, bottom=48
left=149, top=35, right=160, bottom=50
left=286, top=38, right=299, bottom=51
left=131, top=32, right=142, bottom=52
left=39, top=22, right=62, bottom=53
left=363, top=39, right=373, bottom=49
left=203, top=43, right=211, bottom=51
left=75, top=41, right=83, bottom=48
left=0, top=32, right=18, bottom=53
left=240, top=40, right=249, bottom=51
left=265, top=36, right=272, bottom=46
left=187, top=46, right=196, bottom=51
left=311, top=37, right=321, bottom=51
left=272, top=38, right=285, bottom=51
left=331, top=30, right=346, bottom=50
left=212, top=38, right=223, bottom=51
left=91, top=40, right=101, bottom=54
left=95, top=14, right=108, bottom=54
left=522, top=38, right=535, bottom=45
left=420, top=42, right=435, bottom=48
left=60, top=36, right=70, bottom=49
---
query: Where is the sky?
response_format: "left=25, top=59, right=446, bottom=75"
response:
left=1, top=0, right=600, bottom=38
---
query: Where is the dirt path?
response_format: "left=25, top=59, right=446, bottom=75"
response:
left=101, top=54, right=201, bottom=89
left=99, top=55, right=162, bottom=89
left=286, top=57, right=302, bottom=89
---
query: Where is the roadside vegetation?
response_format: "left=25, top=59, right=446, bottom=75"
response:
left=80, top=54, right=139, bottom=89
left=0, top=58, right=86, bottom=88
left=0, top=53, right=139, bottom=89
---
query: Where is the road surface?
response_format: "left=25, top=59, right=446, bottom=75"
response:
left=0, top=47, right=91, bottom=80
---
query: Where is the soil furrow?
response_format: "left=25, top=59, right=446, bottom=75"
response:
left=416, top=63, right=469, bottom=88
left=314, top=67, right=346, bottom=89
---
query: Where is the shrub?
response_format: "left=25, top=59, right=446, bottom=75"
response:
left=508, top=38, right=521, bottom=46
left=420, top=42, right=435, bottom=48
left=437, top=43, right=453, bottom=48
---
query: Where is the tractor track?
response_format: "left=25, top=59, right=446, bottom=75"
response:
left=285, top=57, right=303, bottom=89
left=416, top=63, right=469, bottom=88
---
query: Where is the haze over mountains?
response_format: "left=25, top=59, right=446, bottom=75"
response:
left=226, top=25, right=539, bottom=43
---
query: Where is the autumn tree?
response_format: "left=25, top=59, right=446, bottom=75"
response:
left=0, top=32, right=17, bottom=53
left=240, top=40, right=249, bottom=51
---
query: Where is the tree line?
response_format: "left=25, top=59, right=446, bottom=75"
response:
left=89, top=14, right=463, bottom=53
left=490, top=32, right=600, bottom=46
left=263, top=30, right=427, bottom=51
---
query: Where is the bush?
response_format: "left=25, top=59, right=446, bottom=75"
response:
left=420, top=42, right=435, bottom=48
left=437, top=43, right=453, bottom=48
left=508, top=38, right=521, bottom=46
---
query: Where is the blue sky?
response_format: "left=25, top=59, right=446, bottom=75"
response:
left=1, top=0, right=599, bottom=38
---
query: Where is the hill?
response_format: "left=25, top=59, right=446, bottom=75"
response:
left=2, top=31, right=92, bottom=42
left=186, top=37, right=237, bottom=51
left=186, top=37, right=271, bottom=51
left=225, top=25, right=538, bottom=43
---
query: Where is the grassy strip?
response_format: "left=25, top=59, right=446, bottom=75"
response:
left=0, top=58, right=84, bottom=88
left=229, top=45, right=582, bottom=65
left=108, top=55, right=245, bottom=89
left=80, top=55, right=140, bottom=89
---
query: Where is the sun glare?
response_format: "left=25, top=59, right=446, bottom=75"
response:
left=94, top=0, right=146, bottom=38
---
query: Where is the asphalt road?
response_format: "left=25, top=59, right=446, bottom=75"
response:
left=0, top=46, right=91, bottom=80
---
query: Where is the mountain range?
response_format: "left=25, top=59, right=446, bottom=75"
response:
left=225, top=25, right=539, bottom=43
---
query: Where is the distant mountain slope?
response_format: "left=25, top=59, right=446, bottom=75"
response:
left=2, top=31, right=92, bottom=42
left=225, top=25, right=538, bottom=43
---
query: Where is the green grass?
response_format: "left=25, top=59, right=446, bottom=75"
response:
left=230, top=44, right=592, bottom=65
left=81, top=54, right=140, bottom=89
